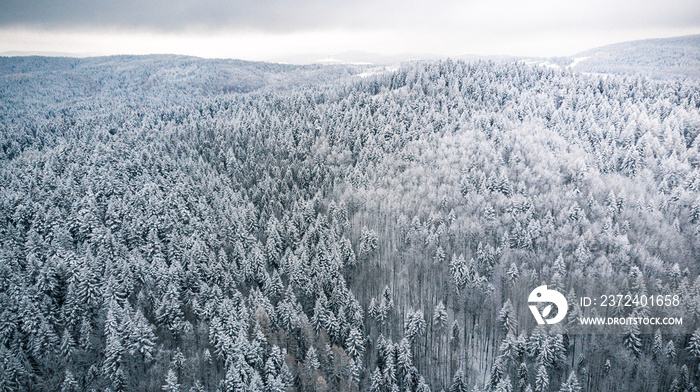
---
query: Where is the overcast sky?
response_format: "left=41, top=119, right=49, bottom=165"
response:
left=0, top=0, right=699, bottom=60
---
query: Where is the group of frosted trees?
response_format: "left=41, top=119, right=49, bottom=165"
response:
left=1, top=55, right=700, bottom=391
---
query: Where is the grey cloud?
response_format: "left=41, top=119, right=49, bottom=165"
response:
left=0, top=0, right=698, bottom=33
left=0, top=0, right=411, bottom=32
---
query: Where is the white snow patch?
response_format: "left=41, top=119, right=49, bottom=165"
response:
left=567, top=57, right=589, bottom=68
left=520, top=59, right=560, bottom=69
left=356, top=66, right=398, bottom=78
left=539, top=61, right=560, bottom=69
left=357, top=71, right=379, bottom=78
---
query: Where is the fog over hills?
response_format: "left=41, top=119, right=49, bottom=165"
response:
left=265, top=34, right=700, bottom=81
left=4, top=34, right=698, bottom=81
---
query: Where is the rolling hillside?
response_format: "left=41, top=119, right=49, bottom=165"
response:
left=569, top=34, right=700, bottom=80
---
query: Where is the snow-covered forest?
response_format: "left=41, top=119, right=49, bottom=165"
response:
left=2, top=55, right=700, bottom=392
left=570, top=35, right=700, bottom=80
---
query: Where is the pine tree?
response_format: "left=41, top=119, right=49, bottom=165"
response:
left=265, top=217, right=283, bottom=267
left=32, top=316, right=59, bottom=360
left=156, top=282, right=186, bottom=337
left=383, top=345, right=397, bottom=386
left=535, top=365, right=549, bottom=392
left=60, top=369, right=79, bottom=392
left=128, top=309, right=156, bottom=361
left=494, top=376, right=513, bottom=392
left=249, top=371, right=265, bottom=392
left=172, top=348, right=186, bottom=371
left=680, top=365, right=693, bottom=392
left=498, top=299, right=517, bottom=335
left=306, top=346, right=320, bottom=371
left=507, top=263, right=520, bottom=283
left=490, top=355, right=508, bottom=388
left=163, top=368, right=180, bottom=392
left=311, top=295, right=328, bottom=333
left=340, top=237, right=356, bottom=268
left=79, top=316, right=93, bottom=351
left=652, top=329, right=663, bottom=358
left=346, top=327, right=364, bottom=360
left=416, top=376, right=431, bottom=392
left=369, top=298, right=379, bottom=321
left=558, top=371, right=581, bottom=392
left=666, top=339, right=677, bottom=361
left=370, top=367, right=384, bottom=392
left=517, top=362, right=529, bottom=390
left=404, top=309, right=426, bottom=343
left=59, top=328, right=75, bottom=360
left=223, top=361, right=247, bottom=392
left=397, top=338, right=413, bottom=377
left=266, top=269, right=284, bottom=300
left=433, top=301, right=448, bottom=331
left=669, top=379, right=681, bottom=392
left=688, top=328, right=700, bottom=359
left=450, top=369, right=468, bottom=392
left=279, top=357, right=293, bottom=387
left=103, top=329, right=124, bottom=386
left=359, top=228, right=378, bottom=260
left=550, top=334, right=566, bottom=367
left=267, top=374, right=286, bottom=392
left=348, top=358, right=361, bottom=386
left=113, top=367, right=127, bottom=392
left=276, top=287, right=298, bottom=334
left=623, top=324, right=642, bottom=357
left=190, top=380, right=206, bottom=392
left=383, top=286, right=394, bottom=312
left=76, top=256, right=102, bottom=312
left=450, top=254, right=467, bottom=290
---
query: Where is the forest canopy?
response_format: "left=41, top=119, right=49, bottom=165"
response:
left=1, top=55, right=700, bottom=392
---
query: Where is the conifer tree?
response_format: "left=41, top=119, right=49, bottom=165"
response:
left=162, top=368, right=180, bottom=392
left=450, top=369, right=468, bottom=392
left=535, top=366, right=549, bottom=392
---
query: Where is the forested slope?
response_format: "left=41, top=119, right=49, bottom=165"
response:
left=570, top=34, right=700, bottom=80
left=1, top=57, right=700, bottom=392
left=0, top=55, right=361, bottom=160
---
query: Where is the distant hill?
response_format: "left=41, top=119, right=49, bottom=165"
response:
left=0, top=54, right=367, bottom=127
left=568, top=34, right=700, bottom=80
left=0, top=54, right=363, bottom=98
